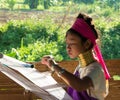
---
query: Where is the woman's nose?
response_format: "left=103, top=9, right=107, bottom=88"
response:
left=66, top=44, right=71, bottom=49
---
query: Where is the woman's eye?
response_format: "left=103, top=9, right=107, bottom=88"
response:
left=66, top=43, right=77, bottom=47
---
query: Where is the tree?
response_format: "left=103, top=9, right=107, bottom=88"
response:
left=24, top=0, right=39, bottom=9
left=44, top=0, right=50, bottom=9
left=73, top=0, right=94, bottom=4
left=6, top=0, right=16, bottom=10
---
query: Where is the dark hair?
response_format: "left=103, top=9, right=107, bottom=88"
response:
left=66, top=13, right=99, bottom=48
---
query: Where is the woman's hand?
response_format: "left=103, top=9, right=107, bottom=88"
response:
left=41, top=55, right=56, bottom=70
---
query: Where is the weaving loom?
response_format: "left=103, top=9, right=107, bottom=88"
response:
left=0, top=53, right=72, bottom=100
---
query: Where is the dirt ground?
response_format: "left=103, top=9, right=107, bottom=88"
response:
left=0, top=10, right=75, bottom=26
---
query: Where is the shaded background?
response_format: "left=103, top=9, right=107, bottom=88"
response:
left=0, top=0, right=120, bottom=62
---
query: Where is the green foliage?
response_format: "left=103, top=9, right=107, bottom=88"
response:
left=6, top=0, right=16, bottom=10
left=0, top=0, right=120, bottom=62
left=0, top=19, right=59, bottom=49
left=24, top=0, right=57, bottom=9
left=96, top=0, right=120, bottom=11
left=113, top=75, right=120, bottom=80
left=24, top=0, right=39, bottom=9
left=0, top=18, right=68, bottom=61
left=1, top=17, right=119, bottom=61
left=43, top=0, right=50, bottom=9
left=73, top=0, right=94, bottom=4
left=7, top=41, right=62, bottom=61
left=43, top=0, right=58, bottom=9
left=95, top=21, right=120, bottom=59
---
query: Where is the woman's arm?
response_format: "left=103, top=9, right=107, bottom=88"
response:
left=41, top=56, right=93, bottom=92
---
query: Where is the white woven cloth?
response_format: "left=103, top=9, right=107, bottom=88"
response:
left=0, top=54, right=72, bottom=100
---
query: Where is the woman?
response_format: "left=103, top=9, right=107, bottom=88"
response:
left=41, top=13, right=110, bottom=100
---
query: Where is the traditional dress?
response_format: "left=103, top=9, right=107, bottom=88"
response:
left=67, top=62, right=108, bottom=100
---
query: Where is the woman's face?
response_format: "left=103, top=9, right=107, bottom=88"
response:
left=66, top=33, right=86, bottom=59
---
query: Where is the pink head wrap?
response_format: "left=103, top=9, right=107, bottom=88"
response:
left=71, top=18, right=110, bottom=79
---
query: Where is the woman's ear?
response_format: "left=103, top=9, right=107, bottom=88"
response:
left=84, top=39, right=92, bottom=50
